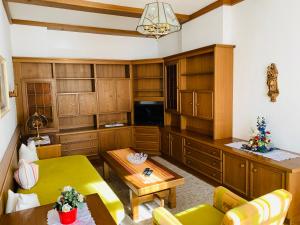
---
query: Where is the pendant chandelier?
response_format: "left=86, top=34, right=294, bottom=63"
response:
left=136, top=1, right=181, bottom=39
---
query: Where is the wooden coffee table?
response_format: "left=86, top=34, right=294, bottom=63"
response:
left=101, top=148, right=184, bottom=221
left=0, top=194, right=116, bottom=225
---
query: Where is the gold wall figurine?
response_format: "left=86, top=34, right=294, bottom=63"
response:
left=267, top=63, right=279, bottom=102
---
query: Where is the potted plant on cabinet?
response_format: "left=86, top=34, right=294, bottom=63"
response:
left=54, top=186, right=85, bottom=224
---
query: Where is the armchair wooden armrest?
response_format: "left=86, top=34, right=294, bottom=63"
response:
left=37, top=144, right=61, bottom=159
left=152, top=207, right=182, bottom=225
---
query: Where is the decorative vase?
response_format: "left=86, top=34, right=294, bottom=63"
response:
left=58, top=208, right=77, bottom=224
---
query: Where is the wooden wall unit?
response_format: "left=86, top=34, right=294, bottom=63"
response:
left=161, top=126, right=300, bottom=224
left=164, top=45, right=234, bottom=140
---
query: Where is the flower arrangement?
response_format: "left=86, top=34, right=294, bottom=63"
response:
left=242, top=117, right=275, bottom=153
left=54, top=186, right=85, bottom=224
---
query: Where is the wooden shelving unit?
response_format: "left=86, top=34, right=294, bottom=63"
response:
left=132, top=59, right=164, bottom=101
left=164, top=45, right=234, bottom=140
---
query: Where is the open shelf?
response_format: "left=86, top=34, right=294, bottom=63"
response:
left=181, top=72, right=214, bottom=76
left=56, top=78, right=96, bottom=80
left=55, top=63, right=94, bottom=79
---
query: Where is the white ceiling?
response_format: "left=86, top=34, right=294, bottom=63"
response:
left=89, top=0, right=217, bottom=14
left=8, top=0, right=218, bottom=31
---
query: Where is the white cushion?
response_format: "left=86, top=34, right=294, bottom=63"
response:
left=14, top=159, right=39, bottom=190
left=5, top=189, right=40, bottom=214
left=19, top=141, right=39, bottom=163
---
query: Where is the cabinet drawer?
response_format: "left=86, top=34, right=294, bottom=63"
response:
left=185, top=147, right=221, bottom=171
left=62, top=140, right=98, bottom=151
left=134, top=141, right=159, bottom=151
left=185, top=157, right=222, bottom=183
left=135, top=134, right=159, bottom=142
left=60, top=132, right=97, bottom=143
left=185, top=138, right=221, bottom=159
left=62, top=147, right=98, bottom=156
left=134, top=127, right=159, bottom=135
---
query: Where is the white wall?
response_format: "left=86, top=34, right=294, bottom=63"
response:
left=11, top=25, right=159, bottom=59
left=0, top=2, right=17, bottom=161
left=231, top=0, right=300, bottom=153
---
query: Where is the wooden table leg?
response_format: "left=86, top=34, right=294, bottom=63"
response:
left=168, top=188, right=176, bottom=208
left=130, top=190, right=139, bottom=222
left=103, top=162, right=110, bottom=180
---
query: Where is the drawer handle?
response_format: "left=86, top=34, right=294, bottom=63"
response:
left=240, top=164, right=245, bottom=168
left=212, top=173, right=217, bottom=177
left=186, top=151, right=191, bottom=155
left=253, top=168, right=257, bottom=173
left=187, top=160, right=191, bottom=164
left=212, top=152, right=217, bottom=155
left=189, top=102, right=193, bottom=105
left=187, top=142, right=191, bottom=145
left=211, top=162, right=217, bottom=166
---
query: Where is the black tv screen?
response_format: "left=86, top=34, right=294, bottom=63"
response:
left=134, top=101, right=164, bottom=126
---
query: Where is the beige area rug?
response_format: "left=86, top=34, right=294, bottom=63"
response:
left=95, top=157, right=214, bottom=225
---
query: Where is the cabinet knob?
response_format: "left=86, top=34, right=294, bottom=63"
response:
left=189, top=102, right=193, bottom=105
left=212, top=173, right=217, bottom=177
left=240, top=164, right=245, bottom=168
left=212, top=162, right=217, bottom=166
left=212, top=152, right=216, bottom=155
left=186, top=151, right=191, bottom=155
left=253, top=168, right=257, bottom=173
left=187, top=160, right=191, bottom=164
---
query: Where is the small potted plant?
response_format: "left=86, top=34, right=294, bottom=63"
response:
left=54, top=186, right=85, bottom=224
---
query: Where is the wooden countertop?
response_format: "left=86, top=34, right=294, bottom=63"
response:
left=164, top=126, right=300, bottom=173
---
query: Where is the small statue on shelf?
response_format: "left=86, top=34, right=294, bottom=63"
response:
left=267, top=63, right=279, bottom=102
left=242, top=117, right=275, bottom=153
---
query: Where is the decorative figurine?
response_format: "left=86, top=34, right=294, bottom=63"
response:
left=267, top=63, right=279, bottom=102
left=242, top=117, right=275, bottom=153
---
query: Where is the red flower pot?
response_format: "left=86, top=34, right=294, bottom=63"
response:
left=58, top=208, right=77, bottom=224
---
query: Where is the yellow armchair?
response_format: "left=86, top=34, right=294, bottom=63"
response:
left=153, top=187, right=292, bottom=225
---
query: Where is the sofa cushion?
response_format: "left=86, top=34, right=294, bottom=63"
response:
left=175, top=204, right=224, bottom=225
left=18, top=155, right=124, bottom=224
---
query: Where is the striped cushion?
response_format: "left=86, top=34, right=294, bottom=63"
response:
left=14, top=159, right=39, bottom=190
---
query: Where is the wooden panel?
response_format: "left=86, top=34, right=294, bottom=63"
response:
left=223, top=152, right=248, bottom=196
left=96, top=64, right=127, bottom=78
left=134, top=141, right=160, bottom=151
left=12, top=19, right=143, bottom=37
left=99, top=130, right=116, bottom=151
left=134, top=127, right=159, bottom=135
left=8, top=0, right=189, bottom=22
left=185, top=138, right=221, bottom=159
left=134, top=134, right=158, bottom=142
left=0, top=128, right=19, bottom=217
left=250, top=162, right=285, bottom=199
left=57, top=94, right=78, bottom=117
left=116, top=79, right=131, bottom=112
left=36, top=144, right=61, bottom=159
left=161, top=130, right=170, bottom=156
left=185, top=157, right=222, bottom=183
left=185, top=117, right=213, bottom=137
left=62, top=140, right=98, bottom=151
left=78, top=92, right=97, bottom=115
left=185, top=74, right=214, bottom=91
left=195, top=91, right=213, bottom=120
left=55, top=63, right=92, bottom=78
left=97, top=79, right=117, bottom=113
left=20, top=63, right=52, bottom=79
left=185, top=147, right=221, bottom=171
left=56, top=79, right=94, bottom=93
left=59, top=116, right=95, bottom=130
left=62, top=147, right=98, bottom=156
left=170, top=133, right=183, bottom=162
left=115, top=127, right=132, bottom=149
left=185, top=53, right=214, bottom=75
left=180, top=91, right=194, bottom=116
left=60, top=132, right=97, bottom=143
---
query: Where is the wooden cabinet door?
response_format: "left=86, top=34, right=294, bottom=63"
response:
left=98, top=79, right=117, bottom=113
left=223, top=152, right=249, bottom=196
left=99, top=130, right=116, bottom=151
left=250, top=162, right=285, bottom=199
left=170, top=133, right=183, bottom=162
left=78, top=93, right=98, bottom=115
left=180, top=91, right=194, bottom=116
left=115, top=127, right=132, bottom=149
left=195, top=91, right=213, bottom=120
left=116, top=79, right=131, bottom=112
left=57, top=94, right=78, bottom=117
left=161, top=130, right=170, bottom=156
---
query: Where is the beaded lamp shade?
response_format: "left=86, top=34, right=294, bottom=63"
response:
left=136, top=2, right=181, bottom=39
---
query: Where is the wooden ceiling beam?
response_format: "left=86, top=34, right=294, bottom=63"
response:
left=11, top=19, right=144, bottom=37
left=7, top=0, right=190, bottom=23
left=2, top=0, right=12, bottom=23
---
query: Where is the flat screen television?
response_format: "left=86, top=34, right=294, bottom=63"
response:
left=134, top=101, right=164, bottom=126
